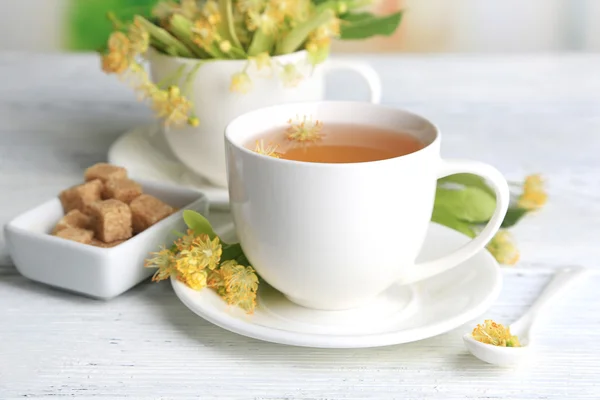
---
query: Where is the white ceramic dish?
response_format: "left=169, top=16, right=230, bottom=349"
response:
left=5, top=180, right=209, bottom=299
left=108, top=125, right=230, bottom=207
left=171, top=223, right=502, bottom=348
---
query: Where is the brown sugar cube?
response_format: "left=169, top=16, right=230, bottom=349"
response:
left=54, top=227, right=94, bottom=244
left=103, top=178, right=143, bottom=204
left=84, top=163, right=127, bottom=183
left=90, top=238, right=125, bottom=248
left=88, top=199, right=133, bottom=242
left=52, top=209, right=92, bottom=234
left=130, top=194, right=174, bottom=233
left=59, top=179, right=103, bottom=213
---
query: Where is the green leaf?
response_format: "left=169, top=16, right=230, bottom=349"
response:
left=438, top=173, right=495, bottom=198
left=65, top=0, right=159, bottom=51
left=221, top=243, right=245, bottom=262
left=501, top=207, right=530, bottom=228
left=339, top=12, right=374, bottom=22
left=339, top=11, right=402, bottom=40
left=431, top=207, right=476, bottom=238
left=183, top=210, right=217, bottom=239
left=434, top=186, right=497, bottom=223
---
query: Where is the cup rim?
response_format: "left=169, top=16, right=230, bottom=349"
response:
left=224, top=101, right=441, bottom=168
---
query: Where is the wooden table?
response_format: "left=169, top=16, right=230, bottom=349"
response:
left=1, top=53, right=599, bottom=399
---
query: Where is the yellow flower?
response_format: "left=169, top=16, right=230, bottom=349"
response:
left=472, top=320, right=521, bottom=347
left=181, top=0, right=200, bottom=19
left=249, top=52, right=272, bottom=70
left=176, top=233, right=222, bottom=274
left=518, top=174, right=547, bottom=211
left=188, top=116, right=200, bottom=126
left=247, top=10, right=278, bottom=34
left=207, top=268, right=224, bottom=286
left=230, top=71, right=253, bottom=94
left=182, top=269, right=208, bottom=290
left=174, top=229, right=196, bottom=251
left=486, top=230, right=519, bottom=265
left=219, top=40, right=232, bottom=53
left=128, top=20, right=150, bottom=54
left=145, top=246, right=176, bottom=282
left=286, top=115, right=323, bottom=142
left=150, top=86, right=194, bottom=127
left=280, top=63, right=303, bottom=87
left=101, top=51, right=130, bottom=75
left=107, top=31, right=130, bottom=54
left=193, top=19, right=219, bottom=48
left=254, top=140, right=280, bottom=158
left=202, top=0, right=222, bottom=26
left=238, top=0, right=266, bottom=13
left=220, top=260, right=259, bottom=313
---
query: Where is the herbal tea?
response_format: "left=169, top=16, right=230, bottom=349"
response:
left=248, top=123, right=424, bottom=163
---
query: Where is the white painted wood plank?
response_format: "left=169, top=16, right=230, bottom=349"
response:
left=0, top=273, right=598, bottom=399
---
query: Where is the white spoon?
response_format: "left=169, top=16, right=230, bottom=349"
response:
left=463, top=266, right=589, bottom=366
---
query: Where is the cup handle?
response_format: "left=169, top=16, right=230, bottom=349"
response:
left=398, top=159, right=510, bottom=285
left=323, top=60, right=382, bottom=104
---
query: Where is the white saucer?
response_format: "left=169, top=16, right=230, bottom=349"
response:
left=171, top=223, right=502, bottom=348
left=108, top=125, right=230, bottom=208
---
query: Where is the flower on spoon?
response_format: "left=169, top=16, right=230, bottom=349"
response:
left=472, top=319, right=521, bottom=347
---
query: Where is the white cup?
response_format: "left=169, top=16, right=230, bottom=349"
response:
left=225, top=102, right=509, bottom=310
left=150, top=51, right=381, bottom=187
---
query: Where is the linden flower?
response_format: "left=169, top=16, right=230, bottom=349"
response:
left=249, top=52, right=272, bottom=70
left=101, top=51, right=130, bottom=75
left=145, top=246, right=176, bottom=282
left=269, top=0, right=304, bottom=19
left=472, top=320, right=521, bottom=347
left=219, top=40, right=232, bottom=53
left=230, top=71, right=253, bottom=94
left=107, top=31, right=130, bottom=54
left=207, top=269, right=226, bottom=296
left=247, top=10, right=278, bottom=34
left=175, top=233, right=222, bottom=274
left=220, top=260, right=259, bottom=313
left=181, top=0, right=200, bottom=19
left=202, top=0, right=222, bottom=26
left=254, top=140, right=280, bottom=158
left=518, top=174, right=547, bottom=211
left=128, top=20, right=150, bottom=54
left=237, top=0, right=266, bottom=13
left=178, top=233, right=223, bottom=271
left=487, top=230, right=519, bottom=265
left=280, top=63, right=303, bottom=88
left=286, top=115, right=323, bottom=142
left=150, top=86, right=194, bottom=127
left=174, top=229, right=196, bottom=251
left=192, top=19, right=219, bottom=48
left=182, top=269, right=209, bottom=290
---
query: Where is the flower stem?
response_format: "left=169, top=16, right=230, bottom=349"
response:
left=155, top=64, right=187, bottom=89
left=275, top=9, right=335, bottom=55
left=218, top=0, right=244, bottom=51
left=182, top=62, right=203, bottom=96
left=135, top=16, right=194, bottom=58
left=168, top=14, right=210, bottom=58
left=248, top=29, right=275, bottom=56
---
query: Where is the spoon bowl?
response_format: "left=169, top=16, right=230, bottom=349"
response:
left=464, top=267, right=589, bottom=366
left=463, top=333, right=531, bottom=366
